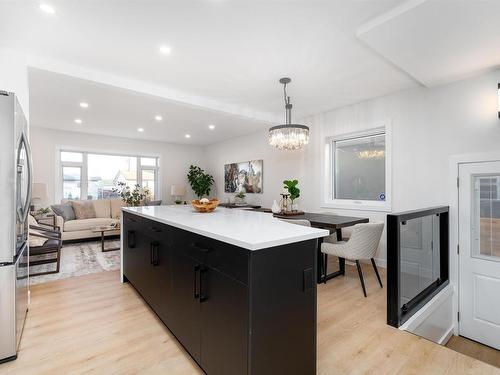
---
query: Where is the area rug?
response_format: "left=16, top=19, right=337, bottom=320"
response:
left=30, top=239, right=121, bottom=285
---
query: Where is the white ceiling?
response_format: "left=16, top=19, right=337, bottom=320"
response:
left=29, top=68, right=268, bottom=145
left=1, top=0, right=499, bottom=144
left=357, top=0, right=500, bottom=86
left=0, top=1, right=417, bottom=120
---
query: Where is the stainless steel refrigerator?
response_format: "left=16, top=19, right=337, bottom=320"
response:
left=0, top=91, right=32, bottom=363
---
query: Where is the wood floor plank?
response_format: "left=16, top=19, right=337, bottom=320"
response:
left=1, top=266, right=498, bottom=374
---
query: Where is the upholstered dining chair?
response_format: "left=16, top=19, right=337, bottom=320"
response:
left=321, top=222, right=384, bottom=297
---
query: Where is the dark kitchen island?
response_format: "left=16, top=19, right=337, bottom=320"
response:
left=120, top=205, right=328, bottom=375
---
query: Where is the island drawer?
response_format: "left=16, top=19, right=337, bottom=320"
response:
left=171, top=229, right=248, bottom=285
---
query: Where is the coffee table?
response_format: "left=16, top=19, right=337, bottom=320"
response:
left=91, top=225, right=120, bottom=252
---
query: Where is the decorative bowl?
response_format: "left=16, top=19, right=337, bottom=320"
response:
left=191, top=198, right=220, bottom=213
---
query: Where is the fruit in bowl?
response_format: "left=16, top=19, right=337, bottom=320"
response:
left=191, top=198, right=220, bottom=213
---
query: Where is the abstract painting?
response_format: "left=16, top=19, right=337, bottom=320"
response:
left=224, top=160, right=263, bottom=193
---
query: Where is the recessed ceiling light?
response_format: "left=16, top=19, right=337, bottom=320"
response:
left=185, top=134, right=191, bottom=138
left=79, top=102, right=89, bottom=108
left=137, top=128, right=144, bottom=132
left=208, top=124, right=215, bottom=130
left=159, top=45, right=171, bottom=55
left=39, top=4, right=55, bottom=14
left=154, top=115, right=163, bottom=121
left=74, top=118, right=82, bottom=124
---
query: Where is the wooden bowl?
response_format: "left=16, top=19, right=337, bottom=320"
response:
left=191, top=199, right=220, bottom=213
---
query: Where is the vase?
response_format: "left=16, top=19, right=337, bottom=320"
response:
left=271, top=200, right=281, bottom=214
left=291, top=203, right=299, bottom=212
left=234, top=196, right=246, bottom=205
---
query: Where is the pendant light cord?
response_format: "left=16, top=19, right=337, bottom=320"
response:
left=283, top=82, right=292, bottom=124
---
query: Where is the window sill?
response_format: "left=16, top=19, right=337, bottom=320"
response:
left=321, top=200, right=391, bottom=213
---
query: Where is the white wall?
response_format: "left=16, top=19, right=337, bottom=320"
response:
left=31, top=127, right=205, bottom=205
left=204, top=68, right=500, bottom=263
left=0, top=48, right=29, bottom=118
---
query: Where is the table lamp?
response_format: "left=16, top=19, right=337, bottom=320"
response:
left=171, top=185, right=186, bottom=204
left=31, top=182, right=49, bottom=210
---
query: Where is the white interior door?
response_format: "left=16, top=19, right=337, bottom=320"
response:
left=459, top=161, right=500, bottom=350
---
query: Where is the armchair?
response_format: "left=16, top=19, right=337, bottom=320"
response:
left=29, top=220, right=63, bottom=277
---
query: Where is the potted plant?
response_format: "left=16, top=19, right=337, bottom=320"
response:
left=113, top=182, right=151, bottom=206
left=34, top=207, right=50, bottom=220
left=187, top=165, right=215, bottom=199
left=234, top=190, right=246, bottom=205
left=283, top=179, right=300, bottom=211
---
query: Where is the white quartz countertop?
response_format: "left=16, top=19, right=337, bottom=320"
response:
left=122, top=205, right=329, bottom=251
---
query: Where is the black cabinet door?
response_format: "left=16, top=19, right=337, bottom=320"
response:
left=200, top=268, right=248, bottom=375
left=144, top=230, right=172, bottom=325
left=123, top=227, right=152, bottom=296
left=168, top=249, right=201, bottom=362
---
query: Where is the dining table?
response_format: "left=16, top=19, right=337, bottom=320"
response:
left=272, top=212, right=369, bottom=283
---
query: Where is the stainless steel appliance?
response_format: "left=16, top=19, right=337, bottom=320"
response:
left=0, top=91, right=31, bottom=363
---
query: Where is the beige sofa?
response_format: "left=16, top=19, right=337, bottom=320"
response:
left=54, top=199, right=125, bottom=241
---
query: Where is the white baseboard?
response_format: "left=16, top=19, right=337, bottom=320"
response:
left=438, top=326, right=454, bottom=345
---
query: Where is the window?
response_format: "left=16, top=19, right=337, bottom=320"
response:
left=325, top=126, right=390, bottom=211
left=59, top=150, right=159, bottom=201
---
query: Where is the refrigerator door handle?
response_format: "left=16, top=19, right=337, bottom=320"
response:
left=16, top=132, right=32, bottom=223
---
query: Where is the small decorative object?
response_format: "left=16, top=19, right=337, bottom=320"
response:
left=280, top=193, right=290, bottom=213
left=191, top=198, right=220, bottom=213
left=269, top=78, right=309, bottom=150
left=234, top=191, right=246, bottom=206
left=171, top=184, right=186, bottom=204
left=224, top=160, right=263, bottom=193
left=283, top=179, right=300, bottom=212
left=271, top=200, right=281, bottom=214
left=34, top=207, right=50, bottom=220
left=187, top=165, right=215, bottom=199
left=113, top=181, right=151, bottom=206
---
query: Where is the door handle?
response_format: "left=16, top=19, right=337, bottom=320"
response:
left=151, top=242, right=159, bottom=266
left=193, top=265, right=200, bottom=299
left=190, top=243, right=213, bottom=254
left=199, top=266, right=208, bottom=303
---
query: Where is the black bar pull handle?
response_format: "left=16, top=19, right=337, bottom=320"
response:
left=127, top=230, right=136, bottom=248
left=149, top=226, right=162, bottom=233
left=127, top=217, right=137, bottom=223
left=199, top=267, right=208, bottom=303
left=151, top=242, right=160, bottom=266
left=190, top=243, right=212, bottom=254
left=193, top=265, right=200, bottom=299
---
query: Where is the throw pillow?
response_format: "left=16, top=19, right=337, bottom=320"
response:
left=72, top=200, right=96, bottom=220
left=51, top=203, right=76, bottom=221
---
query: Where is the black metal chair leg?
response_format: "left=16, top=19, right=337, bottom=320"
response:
left=323, top=254, right=328, bottom=284
left=371, top=258, right=383, bottom=288
left=356, top=260, right=367, bottom=297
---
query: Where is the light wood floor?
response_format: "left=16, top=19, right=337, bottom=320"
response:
left=447, top=336, right=500, bottom=370
left=1, top=263, right=499, bottom=374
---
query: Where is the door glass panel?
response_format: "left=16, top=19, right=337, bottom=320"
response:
left=472, top=175, right=500, bottom=259
left=63, top=166, right=81, bottom=200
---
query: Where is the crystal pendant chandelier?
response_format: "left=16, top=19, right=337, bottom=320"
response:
left=269, top=77, right=309, bottom=150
